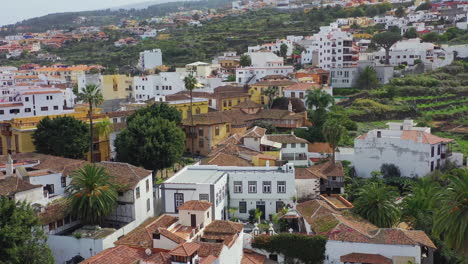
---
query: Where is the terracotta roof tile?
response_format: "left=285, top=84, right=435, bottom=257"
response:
left=242, top=249, right=266, bottom=264
left=178, top=200, right=212, bottom=211
left=308, top=142, right=333, bottom=153
left=283, top=82, right=320, bottom=91
left=203, top=220, right=243, bottom=234
left=81, top=245, right=171, bottom=264
left=340, top=253, right=392, bottom=264
left=115, top=215, right=178, bottom=248
left=242, top=126, right=267, bottom=138
left=169, top=242, right=200, bottom=257
left=158, top=227, right=187, bottom=244
left=232, top=100, right=263, bottom=109
left=201, top=152, right=252, bottom=167
left=200, top=255, right=218, bottom=264
left=96, top=162, right=152, bottom=190
left=0, top=176, right=42, bottom=196
left=266, top=134, right=309, bottom=144
left=197, top=242, right=223, bottom=257
left=37, top=198, right=71, bottom=224
left=401, top=130, right=453, bottom=144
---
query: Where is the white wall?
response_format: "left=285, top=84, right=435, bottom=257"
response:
left=15, top=187, right=44, bottom=204
left=325, top=240, right=422, bottom=264
left=179, top=208, right=212, bottom=228
left=295, top=178, right=319, bottom=200
left=280, top=142, right=309, bottom=166
left=28, top=173, right=70, bottom=198
left=218, top=232, right=244, bottom=264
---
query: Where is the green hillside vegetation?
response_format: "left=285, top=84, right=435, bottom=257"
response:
left=336, top=61, right=468, bottom=158
left=2, top=3, right=395, bottom=68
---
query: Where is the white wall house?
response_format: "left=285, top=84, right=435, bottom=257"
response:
left=236, top=51, right=294, bottom=85
left=138, top=49, right=163, bottom=71
left=353, top=120, right=455, bottom=178
left=133, top=72, right=185, bottom=101
left=0, top=86, right=74, bottom=121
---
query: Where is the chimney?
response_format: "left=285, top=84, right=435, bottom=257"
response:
left=5, top=154, right=13, bottom=178
left=417, top=132, right=423, bottom=143
left=288, top=100, right=293, bottom=112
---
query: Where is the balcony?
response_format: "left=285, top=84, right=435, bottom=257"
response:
left=281, top=153, right=307, bottom=161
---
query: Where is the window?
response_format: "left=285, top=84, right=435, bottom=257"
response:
left=215, top=126, right=220, bottom=136
left=239, top=201, right=247, bottom=213
left=45, top=184, right=55, bottom=194
left=25, top=97, right=29, bottom=102
left=25, top=108, right=31, bottom=113
left=299, top=92, right=304, bottom=99
left=57, top=219, right=63, bottom=228
left=136, top=187, right=140, bottom=199
left=377, top=131, right=381, bottom=138
left=431, top=146, right=434, bottom=157
left=291, top=92, right=295, bottom=98
left=300, top=143, right=306, bottom=148
left=277, top=181, right=286, bottom=193
left=276, top=201, right=284, bottom=213
left=248, top=181, right=257, bottom=193
left=153, top=233, right=160, bottom=239
left=48, top=222, right=56, bottom=231
left=10, top=109, right=19, bottom=114
left=282, top=143, right=286, bottom=148
left=118, top=191, right=124, bottom=196
left=0, top=110, right=3, bottom=115
left=174, top=193, right=184, bottom=212
left=199, top=194, right=209, bottom=201
left=234, top=181, right=242, bottom=193
left=41, top=106, right=48, bottom=111
left=198, top=138, right=204, bottom=148
left=146, top=179, right=150, bottom=192
left=437, top=145, right=441, bottom=155
left=61, top=177, right=66, bottom=188
left=53, top=106, right=59, bottom=110
left=291, top=143, right=296, bottom=148
left=226, top=124, right=230, bottom=133
left=198, top=127, right=204, bottom=137
left=263, top=181, right=271, bottom=193
left=430, top=161, right=434, bottom=172
left=147, top=198, right=151, bottom=212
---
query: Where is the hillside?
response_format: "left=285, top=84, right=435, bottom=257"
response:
left=0, top=0, right=232, bottom=35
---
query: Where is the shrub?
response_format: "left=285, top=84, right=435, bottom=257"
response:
left=252, top=233, right=327, bottom=264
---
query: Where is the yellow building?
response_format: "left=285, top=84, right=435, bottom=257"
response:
left=167, top=98, right=209, bottom=120
left=249, top=79, right=296, bottom=105
left=34, top=65, right=97, bottom=83
left=0, top=107, right=111, bottom=162
left=100, top=74, right=133, bottom=100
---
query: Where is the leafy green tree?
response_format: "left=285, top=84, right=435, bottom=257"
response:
left=372, top=32, right=402, bottom=64
left=115, top=116, right=185, bottom=175
left=322, top=119, right=346, bottom=163
left=403, top=27, right=418, bottom=39
left=380, top=163, right=401, bottom=179
left=304, top=89, right=335, bottom=142
left=279, top=43, right=288, bottom=60
left=67, top=164, right=117, bottom=225
left=128, top=103, right=182, bottom=124
left=33, top=116, right=89, bottom=159
left=75, top=84, right=104, bottom=162
left=353, top=182, right=401, bottom=228
left=395, top=6, right=405, bottom=17
left=262, top=86, right=279, bottom=109
left=357, top=66, right=379, bottom=90
left=422, top=32, right=440, bottom=43
left=250, top=120, right=277, bottom=134
left=416, top=1, right=431, bottom=11
left=0, top=197, right=54, bottom=264
left=305, top=89, right=334, bottom=110
left=184, top=74, right=198, bottom=156
left=240, top=54, right=251, bottom=67
left=433, top=168, right=468, bottom=255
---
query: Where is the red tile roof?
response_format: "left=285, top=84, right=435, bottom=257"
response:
left=81, top=245, right=171, bottom=264
left=400, top=130, right=453, bottom=144
left=283, top=82, right=320, bottom=91
left=340, top=253, right=392, bottom=264
left=200, top=255, right=218, bottom=264
left=242, top=249, right=266, bottom=264
left=169, top=242, right=200, bottom=257
left=242, top=126, right=267, bottom=138
left=197, top=242, right=224, bottom=257
left=0, top=176, right=42, bottom=196
left=308, top=142, right=333, bottom=153
left=178, top=200, right=212, bottom=211
left=266, top=134, right=309, bottom=144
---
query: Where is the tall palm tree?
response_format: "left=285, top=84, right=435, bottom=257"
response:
left=305, top=88, right=334, bottom=110
left=261, top=86, right=279, bottom=109
left=183, top=74, right=198, bottom=157
left=322, top=118, right=346, bottom=163
left=76, top=84, right=104, bottom=162
left=433, top=168, right=468, bottom=255
left=353, top=182, right=401, bottom=228
left=66, top=164, right=117, bottom=225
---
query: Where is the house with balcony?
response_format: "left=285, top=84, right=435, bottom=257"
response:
left=295, top=161, right=344, bottom=200
left=82, top=201, right=246, bottom=264
left=265, top=134, right=310, bottom=166
left=353, top=120, right=456, bottom=178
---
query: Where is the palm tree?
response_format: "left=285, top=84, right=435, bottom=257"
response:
left=322, top=119, right=346, bottom=163
left=353, top=182, right=401, bottom=228
left=95, top=119, right=112, bottom=160
left=183, top=74, right=198, bottom=157
left=433, top=168, right=468, bottom=255
left=402, top=178, right=442, bottom=232
left=66, top=164, right=117, bottom=225
left=75, top=84, right=104, bottom=162
left=261, top=86, right=279, bottom=109
left=305, top=88, right=334, bottom=110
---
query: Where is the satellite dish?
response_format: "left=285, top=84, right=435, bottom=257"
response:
left=145, top=248, right=152, bottom=256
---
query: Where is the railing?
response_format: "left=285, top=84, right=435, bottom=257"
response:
left=281, top=153, right=308, bottom=161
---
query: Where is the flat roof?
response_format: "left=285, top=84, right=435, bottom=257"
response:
left=166, top=167, right=226, bottom=184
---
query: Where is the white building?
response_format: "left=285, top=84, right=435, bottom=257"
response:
left=353, top=120, right=455, bottom=178
left=296, top=199, right=437, bottom=264
left=138, top=49, right=163, bottom=71
left=236, top=51, right=294, bottom=85
left=0, top=86, right=74, bottom=121
left=248, top=39, right=293, bottom=57
left=133, top=72, right=185, bottom=101
left=159, top=164, right=296, bottom=222
left=368, top=38, right=454, bottom=69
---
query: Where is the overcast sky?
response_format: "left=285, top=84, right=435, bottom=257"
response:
left=1, top=0, right=153, bottom=26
